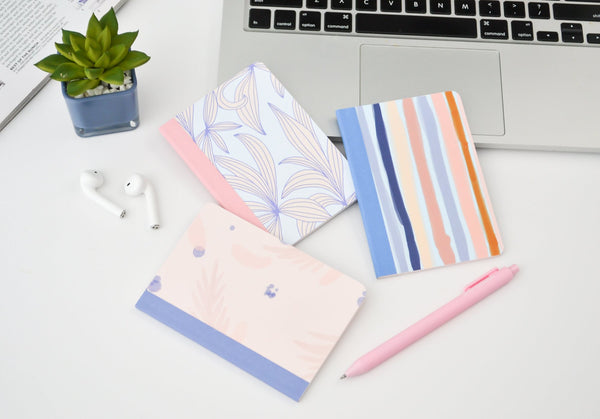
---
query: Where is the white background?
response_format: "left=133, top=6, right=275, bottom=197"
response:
left=1, top=1, right=599, bottom=418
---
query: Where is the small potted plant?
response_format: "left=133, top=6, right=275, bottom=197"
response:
left=35, top=8, right=150, bottom=137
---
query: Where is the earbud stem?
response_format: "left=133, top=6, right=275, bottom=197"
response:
left=144, top=187, right=160, bottom=229
left=82, top=188, right=126, bottom=218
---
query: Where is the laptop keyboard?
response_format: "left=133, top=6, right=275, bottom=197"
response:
left=246, top=0, right=600, bottom=46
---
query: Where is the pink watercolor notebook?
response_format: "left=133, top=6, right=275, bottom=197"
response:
left=160, top=62, right=356, bottom=245
left=136, top=203, right=366, bottom=401
left=337, top=91, right=503, bottom=278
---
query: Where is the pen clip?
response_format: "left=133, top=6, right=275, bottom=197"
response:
left=464, top=268, right=499, bottom=291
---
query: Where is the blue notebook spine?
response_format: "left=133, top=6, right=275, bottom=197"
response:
left=136, top=290, right=309, bottom=401
left=336, top=108, right=397, bottom=278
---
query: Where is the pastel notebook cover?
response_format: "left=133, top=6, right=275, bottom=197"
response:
left=336, top=91, right=503, bottom=278
left=136, top=203, right=366, bottom=401
left=160, top=62, right=356, bottom=245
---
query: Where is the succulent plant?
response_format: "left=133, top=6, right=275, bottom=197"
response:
left=34, top=8, right=150, bottom=97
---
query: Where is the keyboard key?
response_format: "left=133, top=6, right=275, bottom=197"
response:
left=528, top=3, right=550, bottom=19
left=406, top=0, right=427, bottom=13
left=561, top=23, right=583, bottom=43
left=479, top=1, right=501, bottom=17
left=356, top=13, right=477, bottom=38
left=504, top=2, right=526, bottom=18
left=249, top=9, right=271, bottom=28
left=454, top=0, right=476, bottom=16
left=587, top=33, right=600, bottom=44
left=553, top=3, right=600, bottom=22
left=357, top=0, right=377, bottom=11
left=430, top=0, right=451, bottom=15
left=306, top=0, right=328, bottom=8
left=562, top=22, right=583, bottom=32
left=537, top=31, right=558, bottom=42
left=250, top=0, right=302, bottom=7
left=325, top=12, right=353, bottom=31
left=274, top=10, right=296, bottom=30
left=381, top=0, right=403, bottom=12
left=300, top=11, right=321, bottom=30
left=480, top=19, right=508, bottom=39
left=511, top=20, right=533, bottom=40
left=331, top=0, right=353, bottom=10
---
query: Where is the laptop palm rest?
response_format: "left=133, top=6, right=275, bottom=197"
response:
left=360, top=45, right=504, bottom=136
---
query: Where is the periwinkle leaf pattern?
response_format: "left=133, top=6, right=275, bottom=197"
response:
left=270, top=100, right=355, bottom=235
left=176, top=93, right=241, bottom=164
left=215, top=133, right=283, bottom=240
left=174, top=63, right=356, bottom=244
left=270, top=71, right=285, bottom=98
left=175, top=105, right=195, bottom=138
left=216, top=63, right=267, bottom=134
left=271, top=101, right=351, bottom=207
left=279, top=199, right=331, bottom=223
left=215, top=134, right=332, bottom=240
left=197, top=91, right=241, bottom=163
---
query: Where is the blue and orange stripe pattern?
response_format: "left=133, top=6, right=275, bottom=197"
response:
left=337, top=91, right=503, bottom=278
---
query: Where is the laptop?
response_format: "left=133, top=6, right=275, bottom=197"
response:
left=218, top=0, right=600, bottom=152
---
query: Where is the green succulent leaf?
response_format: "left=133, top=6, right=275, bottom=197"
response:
left=34, top=54, right=71, bottom=73
left=118, top=51, right=150, bottom=71
left=69, top=32, right=86, bottom=52
left=67, top=78, right=100, bottom=96
left=55, top=43, right=75, bottom=61
left=50, top=63, right=85, bottom=81
left=85, top=37, right=102, bottom=62
left=62, top=29, right=84, bottom=46
left=94, top=52, right=111, bottom=68
left=84, top=67, right=104, bottom=80
left=35, top=7, right=149, bottom=82
left=86, top=13, right=103, bottom=41
left=107, top=44, right=128, bottom=67
left=111, top=31, right=138, bottom=50
left=98, top=26, right=111, bottom=52
left=99, top=67, right=124, bottom=85
left=72, top=50, right=94, bottom=67
left=99, top=8, right=118, bottom=38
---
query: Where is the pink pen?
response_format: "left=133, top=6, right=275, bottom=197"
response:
left=341, top=264, right=519, bottom=379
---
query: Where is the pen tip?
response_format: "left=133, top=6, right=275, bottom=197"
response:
left=340, top=374, right=347, bottom=380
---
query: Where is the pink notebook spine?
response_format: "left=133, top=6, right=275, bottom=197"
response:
left=160, top=118, right=266, bottom=232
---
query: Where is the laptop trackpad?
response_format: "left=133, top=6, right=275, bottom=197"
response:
left=360, top=45, right=504, bottom=136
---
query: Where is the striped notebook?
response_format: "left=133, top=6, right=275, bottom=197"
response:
left=336, top=91, right=503, bottom=278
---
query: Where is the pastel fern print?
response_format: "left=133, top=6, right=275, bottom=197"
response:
left=173, top=62, right=356, bottom=244
left=294, top=332, right=339, bottom=381
left=136, top=204, right=366, bottom=400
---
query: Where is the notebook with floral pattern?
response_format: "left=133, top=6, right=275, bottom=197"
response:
left=159, top=62, right=356, bottom=245
left=136, top=203, right=366, bottom=401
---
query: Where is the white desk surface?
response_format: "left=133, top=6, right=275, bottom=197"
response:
left=1, top=1, right=599, bottom=418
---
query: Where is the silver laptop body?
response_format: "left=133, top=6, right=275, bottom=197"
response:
left=218, top=0, right=600, bottom=152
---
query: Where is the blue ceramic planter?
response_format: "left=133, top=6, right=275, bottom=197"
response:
left=61, top=69, right=140, bottom=137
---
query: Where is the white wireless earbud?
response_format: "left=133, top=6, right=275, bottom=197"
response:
left=124, top=173, right=160, bottom=230
left=80, top=170, right=126, bottom=218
